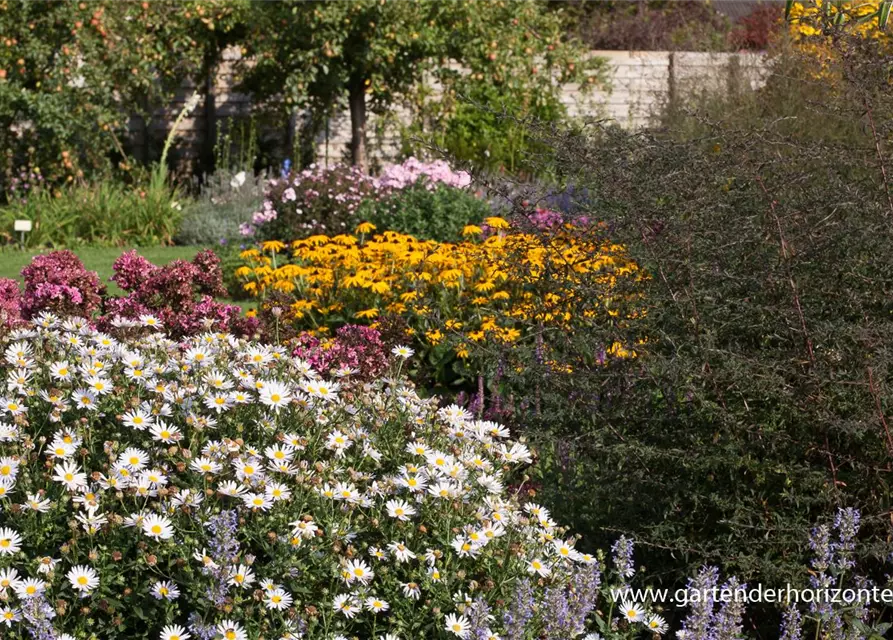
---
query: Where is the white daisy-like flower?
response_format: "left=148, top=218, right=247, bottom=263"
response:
left=14, top=578, right=46, bottom=599
left=0, top=476, right=15, bottom=499
left=216, top=619, right=247, bottom=640
left=50, top=361, right=73, bottom=381
left=388, top=541, right=417, bottom=563
left=444, top=613, right=471, bottom=638
left=229, top=564, right=256, bottom=589
left=365, top=596, right=390, bottom=612
left=264, top=588, right=293, bottom=611
left=259, top=380, right=292, bottom=410
left=0, top=527, right=21, bottom=556
left=621, top=600, right=645, bottom=623
left=401, top=581, right=421, bottom=600
left=391, top=345, right=415, bottom=358
left=190, top=456, right=222, bottom=475
left=385, top=498, right=416, bottom=521
left=333, top=593, right=361, bottom=618
left=527, top=558, right=551, bottom=577
left=151, top=580, right=180, bottom=601
left=344, top=559, right=374, bottom=585
left=141, top=514, right=175, bottom=540
left=67, top=565, right=99, bottom=594
left=243, top=492, right=273, bottom=511
left=647, top=615, right=669, bottom=634
left=122, top=409, right=153, bottom=430
left=139, top=314, right=163, bottom=329
left=0, top=567, right=21, bottom=591
left=160, top=624, right=191, bottom=640
left=0, top=606, right=21, bottom=626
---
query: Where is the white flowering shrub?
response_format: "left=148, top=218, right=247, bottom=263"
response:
left=0, top=314, right=634, bottom=640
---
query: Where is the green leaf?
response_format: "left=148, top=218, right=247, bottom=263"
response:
left=879, top=1, right=893, bottom=29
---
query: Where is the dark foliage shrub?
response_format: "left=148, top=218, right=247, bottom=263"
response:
left=729, top=3, right=785, bottom=50
left=457, top=23, right=893, bottom=622
left=564, top=0, right=732, bottom=51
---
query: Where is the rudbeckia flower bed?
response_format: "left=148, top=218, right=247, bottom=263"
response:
left=0, top=313, right=647, bottom=640
left=236, top=219, right=643, bottom=372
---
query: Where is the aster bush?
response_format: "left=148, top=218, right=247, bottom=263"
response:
left=0, top=312, right=655, bottom=640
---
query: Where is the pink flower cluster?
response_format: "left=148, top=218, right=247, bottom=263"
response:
left=242, top=163, right=376, bottom=238
left=20, top=250, right=105, bottom=319
left=374, top=157, right=472, bottom=191
left=102, top=250, right=246, bottom=338
left=291, top=325, right=389, bottom=381
left=243, top=158, right=473, bottom=239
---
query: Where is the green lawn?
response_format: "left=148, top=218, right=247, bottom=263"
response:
left=0, top=246, right=253, bottom=311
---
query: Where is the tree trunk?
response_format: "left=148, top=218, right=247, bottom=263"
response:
left=348, top=76, right=368, bottom=171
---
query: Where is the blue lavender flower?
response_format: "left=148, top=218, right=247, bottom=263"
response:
left=679, top=565, right=720, bottom=640
left=188, top=612, right=218, bottom=640
left=540, top=563, right=602, bottom=639
left=712, top=577, right=746, bottom=639
left=467, top=598, right=492, bottom=640
left=611, top=536, right=635, bottom=586
left=503, top=577, right=536, bottom=638
left=21, top=594, right=57, bottom=640
left=808, top=524, right=834, bottom=617
left=779, top=606, right=803, bottom=640
left=542, top=582, right=572, bottom=639
left=204, top=509, right=240, bottom=606
left=833, top=507, right=860, bottom=572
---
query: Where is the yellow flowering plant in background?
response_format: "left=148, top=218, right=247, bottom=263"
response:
left=788, top=1, right=892, bottom=64
left=237, top=218, right=643, bottom=382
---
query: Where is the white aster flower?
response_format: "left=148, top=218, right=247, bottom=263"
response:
left=445, top=613, right=471, bottom=638
left=391, top=345, right=414, bottom=358
left=142, top=514, right=175, bottom=540
left=265, top=587, right=293, bottom=611
left=67, top=564, right=99, bottom=594
left=621, top=600, right=645, bottom=623
left=160, top=624, right=191, bottom=640
left=216, top=619, right=247, bottom=640
left=0, top=527, right=21, bottom=556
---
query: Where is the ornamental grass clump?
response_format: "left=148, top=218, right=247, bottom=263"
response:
left=0, top=313, right=630, bottom=640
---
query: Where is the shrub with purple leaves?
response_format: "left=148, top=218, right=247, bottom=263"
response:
left=290, top=324, right=390, bottom=381
left=0, top=278, right=22, bottom=330
left=101, top=249, right=249, bottom=338
left=20, top=250, right=105, bottom=319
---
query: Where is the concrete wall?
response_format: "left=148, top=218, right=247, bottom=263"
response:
left=129, top=48, right=768, bottom=172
